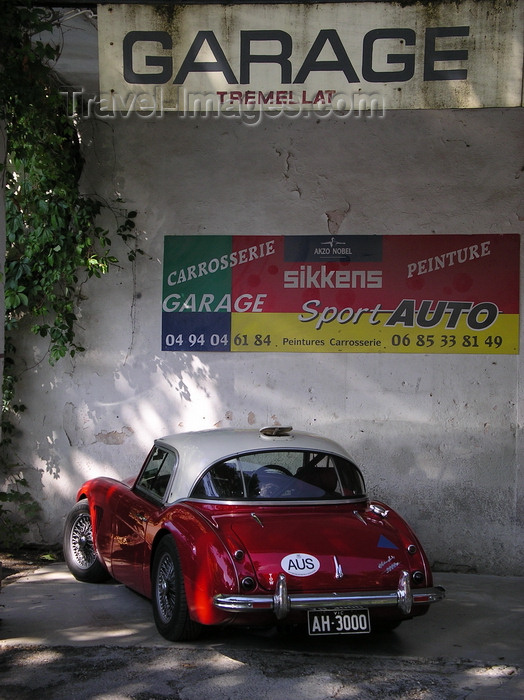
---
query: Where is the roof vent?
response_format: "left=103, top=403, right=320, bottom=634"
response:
left=259, top=426, right=293, bottom=437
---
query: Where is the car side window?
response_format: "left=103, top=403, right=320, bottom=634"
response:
left=136, top=447, right=176, bottom=501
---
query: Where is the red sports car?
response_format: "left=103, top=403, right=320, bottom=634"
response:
left=63, top=426, right=444, bottom=640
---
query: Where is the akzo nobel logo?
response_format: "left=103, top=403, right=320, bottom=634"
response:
left=281, top=553, right=320, bottom=577
left=314, top=237, right=352, bottom=257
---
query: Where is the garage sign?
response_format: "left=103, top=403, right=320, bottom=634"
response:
left=98, top=1, right=523, bottom=112
left=161, top=234, right=520, bottom=354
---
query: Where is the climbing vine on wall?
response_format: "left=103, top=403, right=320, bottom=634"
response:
left=0, top=2, right=139, bottom=545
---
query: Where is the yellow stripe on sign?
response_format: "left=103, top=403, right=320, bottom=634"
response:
left=231, top=313, right=519, bottom=354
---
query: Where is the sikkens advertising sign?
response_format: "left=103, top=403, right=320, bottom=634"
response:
left=161, top=234, right=520, bottom=354
left=98, top=2, right=524, bottom=113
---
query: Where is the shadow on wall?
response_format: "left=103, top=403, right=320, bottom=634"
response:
left=358, top=426, right=518, bottom=574
left=17, top=349, right=223, bottom=542
left=16, top=343, right=520, bottom=578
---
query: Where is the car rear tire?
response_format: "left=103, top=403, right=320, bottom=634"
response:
left=152, top=537, right=202, bottom=641
left=63, top=500, right=109, bottom=583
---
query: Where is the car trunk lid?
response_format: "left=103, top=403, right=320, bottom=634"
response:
left=221, top=505, right=410, bottom=591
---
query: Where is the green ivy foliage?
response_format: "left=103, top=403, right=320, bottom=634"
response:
left=0, top=1, right=139, bottom=545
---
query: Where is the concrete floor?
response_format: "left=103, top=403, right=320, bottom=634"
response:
left=0, top=565, right=523, bottom=699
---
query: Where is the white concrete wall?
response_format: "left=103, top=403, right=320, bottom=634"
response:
left=0, top=125, right=5, bottom=440
left=11, top=106, right=523, bottom=575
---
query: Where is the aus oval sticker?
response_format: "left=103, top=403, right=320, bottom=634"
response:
left=281, top=553, right=320, bottom=577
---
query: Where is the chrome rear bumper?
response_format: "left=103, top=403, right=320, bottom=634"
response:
left=214, top=570, right=445, bottom=620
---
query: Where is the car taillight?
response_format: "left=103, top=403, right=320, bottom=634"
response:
left=413, top=570, right=425, bottom=584
left=241, top=576, right=256, bottom=591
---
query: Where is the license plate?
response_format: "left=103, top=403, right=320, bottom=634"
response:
left=307, top=608, right=371, bottom=636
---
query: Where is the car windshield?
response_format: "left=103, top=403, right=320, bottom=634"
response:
left=190, top=450, right=366, bottom=501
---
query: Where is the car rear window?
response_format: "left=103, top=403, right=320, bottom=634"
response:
left=190, top=450, right=366, bottom=501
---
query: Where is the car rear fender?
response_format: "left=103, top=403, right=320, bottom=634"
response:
left=149, top=506, right=242, bottom=624
left=75, top=477, right=128, bottom=571
left=371, top=501, right=433, bottom=586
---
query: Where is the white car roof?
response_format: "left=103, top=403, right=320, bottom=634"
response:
left=155, top=427, right=353, bottom=501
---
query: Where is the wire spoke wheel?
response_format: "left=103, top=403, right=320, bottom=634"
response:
left=70, top=512, right=97, bottom=569
left=156, top=551, right=178, bottom=624
left=152, top=538, right=201, bottom=641
left=63, top=500, right=109, bottom=583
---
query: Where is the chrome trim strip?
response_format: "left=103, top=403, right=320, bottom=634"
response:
left=214, top=576, right=445, bottom=617
left=412, top=586, right=446, bottom=604
left=333, top=555, right=344, bottom=579
left=250, top=512, right=264, bottom=528
left=273, top=573, right=290, bottom=619
left=397, top=570, right=412, bottom=614
left=185, top=496, right=368, bottom=506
